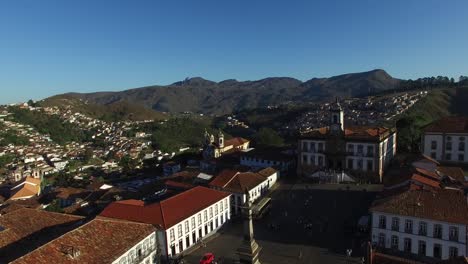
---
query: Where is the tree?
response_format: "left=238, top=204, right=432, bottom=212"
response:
left=396, top=117, right=421, bottom=153
left=83, top=148, right=94, bottom=163
left=253, top=127, right=284, bottom=147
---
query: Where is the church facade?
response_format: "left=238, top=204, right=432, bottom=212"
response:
left=202, top=130, right=250, bottom=160
left=297, top=100, right=397, bottom=183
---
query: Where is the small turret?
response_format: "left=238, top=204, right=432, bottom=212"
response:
left=218, top=130, right=224, bottom=148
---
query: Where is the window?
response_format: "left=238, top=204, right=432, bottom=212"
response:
left=204, top=210, right=207, bottom=222
left=215, top=204, right=219, bottom=215
left=185, top=221, right=189, bottom=233
left=224, top=199, right=227, bottom=210
left=446, top=142, right=452, bottom=151
left=177, top=224, right=182, bottom=236
left=357, top=159, right=363, bottom=169
left=220, top=201, right=223, bottom=211
left=318, top=142, right=324, bottom=151
left=459, top=142, right=465, bottom=151
left=191, top=217, right=195, bottom=229
left=449, top=247, right=458, bottom=258
left=458, top=154, right=464, bottom=161
left=378, top=215, right=386, bottom=229
left=357, top=145, right=363, bottom=154
left=418, top=222, right=427, bottom=236
left=302, top=142, right=308, bottom=152
left=367, top=146, right=374, bottom=157
left=431, top=141, right=437, bottom=150
left=391, top=235, right=398, bottom=249
left=433, top=224, right=442, bottom=239
left=197, top=214, right=202, bottom=226
left=169, top=229, right=175, bottom=242
left=403, top=238, right=412, bottom=252
left=209, top=207, right=213, bottom=218
left=310, top=142, right=316, bottom=152
left=302, top=155, right=308, bottom=164
left=367, top=160, right=373, bottom=171
left=431, top=152, right=437, bottom=159
left=445, top=153, right=451, bottom=160
left=449, top=226, right=458, bottom=241
left=391, top=217, right=399, bottom=231
left=347, top=159, right=353, bottom=169
left=433, top=244, right=442, bottom=259
left=378, top=233, right=385, bottom=247
left=348, top=144, right=354, bottom=153
left=405, top=220, right=413, bottom=233
left=318, top=156, right=324, bottom=166
left=418, top=241, right=426, bottom=255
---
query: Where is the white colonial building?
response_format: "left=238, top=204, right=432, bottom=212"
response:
left=422, top=117, right=468, bottom=164
left=298, top=99, right=397, bottom=183
left=209, top=168, right=277, bottom=215
left=100, top=186, right=231, bottom=259
left=370, top=189, right=468, bottom=261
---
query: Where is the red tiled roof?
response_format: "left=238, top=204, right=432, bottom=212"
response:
left=0, top=208, right=84, bottom=262
left=100, top=186, right=230, bottom=229
left=414, top=167, right=440, bottom=181
left=410, top=174, right=440, bottom=189
left=209, top=170, right=268, bottom=193
left=424, top=116, right=468, bottom=133
left=11, top=218, right=156, bottom=264
left=437, top=166, right=466, bottom=182
left=301, top=126, right=394, bottom=141
left=224, top=137, right=249, bottom=148
left=370, top=189, right=468, bottom=225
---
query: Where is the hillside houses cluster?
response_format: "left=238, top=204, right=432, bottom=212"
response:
left=291, top=91, right=427, bottom=132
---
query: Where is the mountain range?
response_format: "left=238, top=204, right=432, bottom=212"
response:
left=48, top=69, right=400, bottom=115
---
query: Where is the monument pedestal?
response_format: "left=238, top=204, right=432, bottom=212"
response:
left=237, top=239, right=261, bottom=264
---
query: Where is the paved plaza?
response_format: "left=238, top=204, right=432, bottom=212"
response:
left=184, top=183, right=379, bottom=264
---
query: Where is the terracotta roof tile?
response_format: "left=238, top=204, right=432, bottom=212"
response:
left=424, top=116, right=468, bottom=133
left=371, top=189, right=468, bottom=225
left=0, top=208, right=84, bottom=262
left=209, top=170, right=269, bottom=193
left=100, top=186, right=230, bottom=229
left=11, top=218, right=156, bottom=264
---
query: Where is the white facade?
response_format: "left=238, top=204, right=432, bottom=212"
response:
left=113, top=232, right=158, bottom=264
left=229, top=177, right=272, bottom=215
left=300, top=139, right=327, bottom=167
left=240, top=155, right=292, bottom=172
left=422, top=133, right=468, bottom=164
left=371, top=211, right=467, bottom=260
left=163, top=196, right=231, bottom=257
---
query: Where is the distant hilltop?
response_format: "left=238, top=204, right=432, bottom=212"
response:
left=48, top=69, right=400, bottom=115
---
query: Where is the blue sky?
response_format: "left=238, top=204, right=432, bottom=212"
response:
left=1, top=0, right=467, bottom=104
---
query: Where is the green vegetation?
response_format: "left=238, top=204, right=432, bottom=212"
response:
left=394, top=88, right=456, bottom=153
left=39, top=96, right=167, bottom=122
left=253, top=127, right=284, bottom=147
left=142, top=117, right=217, bottom=152
left=0, top=154, right=15, bottom=168
left=8, top=107, right=93, bottom=145
left=44, top=199, right=64, bottom=213
left=0, top=131, right=29, bottom=146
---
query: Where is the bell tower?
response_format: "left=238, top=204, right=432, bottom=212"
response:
left=330, top=97, right=344, bottom=132
left=218, top=130, right=224, bottom=148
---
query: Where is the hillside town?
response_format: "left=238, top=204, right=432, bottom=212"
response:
left=0, top=96, right=467, bottom=264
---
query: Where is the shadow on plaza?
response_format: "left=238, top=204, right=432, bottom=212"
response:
left=251, top=187, right=377, bottom=257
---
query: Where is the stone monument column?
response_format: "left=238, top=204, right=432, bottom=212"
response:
left=237, top=189, right=261, bottom=264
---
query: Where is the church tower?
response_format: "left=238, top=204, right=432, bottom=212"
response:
left=330, top=97, right=344, bottom=132
left=218, top=130, right=224, bottom=148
